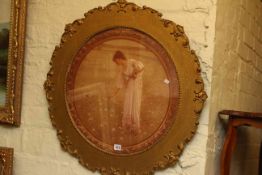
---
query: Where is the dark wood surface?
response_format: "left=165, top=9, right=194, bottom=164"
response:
left=219, top=110, right=262, bottom=175
left=219, top=110, right=262, bottom=119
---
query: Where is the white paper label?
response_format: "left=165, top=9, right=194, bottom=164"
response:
left=114, top=144, right=122, bottom=151
left=164, top=79, right=170, bottom=84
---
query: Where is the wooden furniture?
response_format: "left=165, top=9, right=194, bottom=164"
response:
left=219, top=110, right=262, bottom=175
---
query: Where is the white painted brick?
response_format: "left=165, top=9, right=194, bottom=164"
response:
left=246, top=63, right=254, bottom=78
left=249, top=17, right=256, bottom=36
left=254, top=54, right=260, bottom=71
left=254, top=12, right=260, bottom=25
left=14, top=153, right=60, bottom=175
left=240, top=0, right=247, bottom=8
left=0, top=127, right=23, bottom=151
left=21, top=127, right=72, bottom=161
left=239, top=74, right=251, bottom=93
left=254, top=63, right=261, bottom=82
left=26, top=5, right=49, bottom=25
left=155, top=165, right=184, bottom=175
left=255, top=40, right=262, bottom=57
left=239, top=8, right=250, bottom=27
left=230, top=30, right=238, bottom=51
left=69, top=162, right=100, bottom=175
left=0, top=127, right=8, bottom=146
left=22, top=106, right=51, bottom=128
left=243, top=28, right=255, bottom=49
left=254, top=81, right=262, bottom=96
left=22, top=83, right=47, bottom=106
left=253, top=23, right=260, bottom=38
left=239, top=60, right=247, bottom=74
left=23, top=59, right=51, bottom=86
left=246, top=0, right=256, bottom=16
left=248, top=47, right=257, bottom=65
left=258, top=8, right=262, bottom=27
left=237, top=24, right=245, bottom=41
left=207, top=0, right=262, bottom=175
left=260, top=28, right=262, bottom=43
left=184, top=0, right=211, bottom=13
left=237, top=41, right=250, bottom=60
left=257, top=58, right=262, bottom=71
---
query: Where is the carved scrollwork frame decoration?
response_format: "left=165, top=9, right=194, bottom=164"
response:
left=44, top=0, right=207, bottom=174
left=0, top=147, right=13, bottom=175
left=0, top=0, right=27, bottom=126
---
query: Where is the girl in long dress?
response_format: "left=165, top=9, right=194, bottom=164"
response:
left=110, top=50, right=144, bottom=135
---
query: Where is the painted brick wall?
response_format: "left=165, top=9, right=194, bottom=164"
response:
left=0, top=0, right=217, bottom=174
left=206, top=0, right=262, bottom=174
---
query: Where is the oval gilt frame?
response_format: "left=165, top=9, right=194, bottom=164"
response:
left=44, top=0, right=207, bottom=174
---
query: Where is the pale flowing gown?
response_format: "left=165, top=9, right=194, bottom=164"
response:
left=116, top=59, right=144, bottom=134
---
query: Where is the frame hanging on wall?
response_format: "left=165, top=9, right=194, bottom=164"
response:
left=44, top=0, right=207, bottom=174
left=0, top=147, right=13, bottom=175
left=0, top=0, right=27, bottom=126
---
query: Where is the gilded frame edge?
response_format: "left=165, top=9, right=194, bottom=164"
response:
left=44, top=0, right=208, bottom=174
left=0, top=147, right=13, bottom=175
left=0, top=0, right=27, bottom=126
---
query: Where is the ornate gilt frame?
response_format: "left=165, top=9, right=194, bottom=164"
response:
left=0, top=0, right=27, bottom=126
left=0, top=147, right=13, bottom=175
left=44, top=0, right=207, bottom=174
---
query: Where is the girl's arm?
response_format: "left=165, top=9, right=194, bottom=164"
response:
left=130, top=62, right=144, bottom=79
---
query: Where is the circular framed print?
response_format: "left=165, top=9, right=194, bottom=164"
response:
left=65, top=28, right=179, bottom=155
left=44, top=0, right=207, bottom=174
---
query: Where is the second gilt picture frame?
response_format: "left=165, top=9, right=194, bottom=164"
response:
left=0, top=0, right=27, bottom=126
left=0, top=147, right=13, bottom=175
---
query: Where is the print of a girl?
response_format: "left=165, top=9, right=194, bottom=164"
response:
left=109, top=50, right=144, bottom=135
